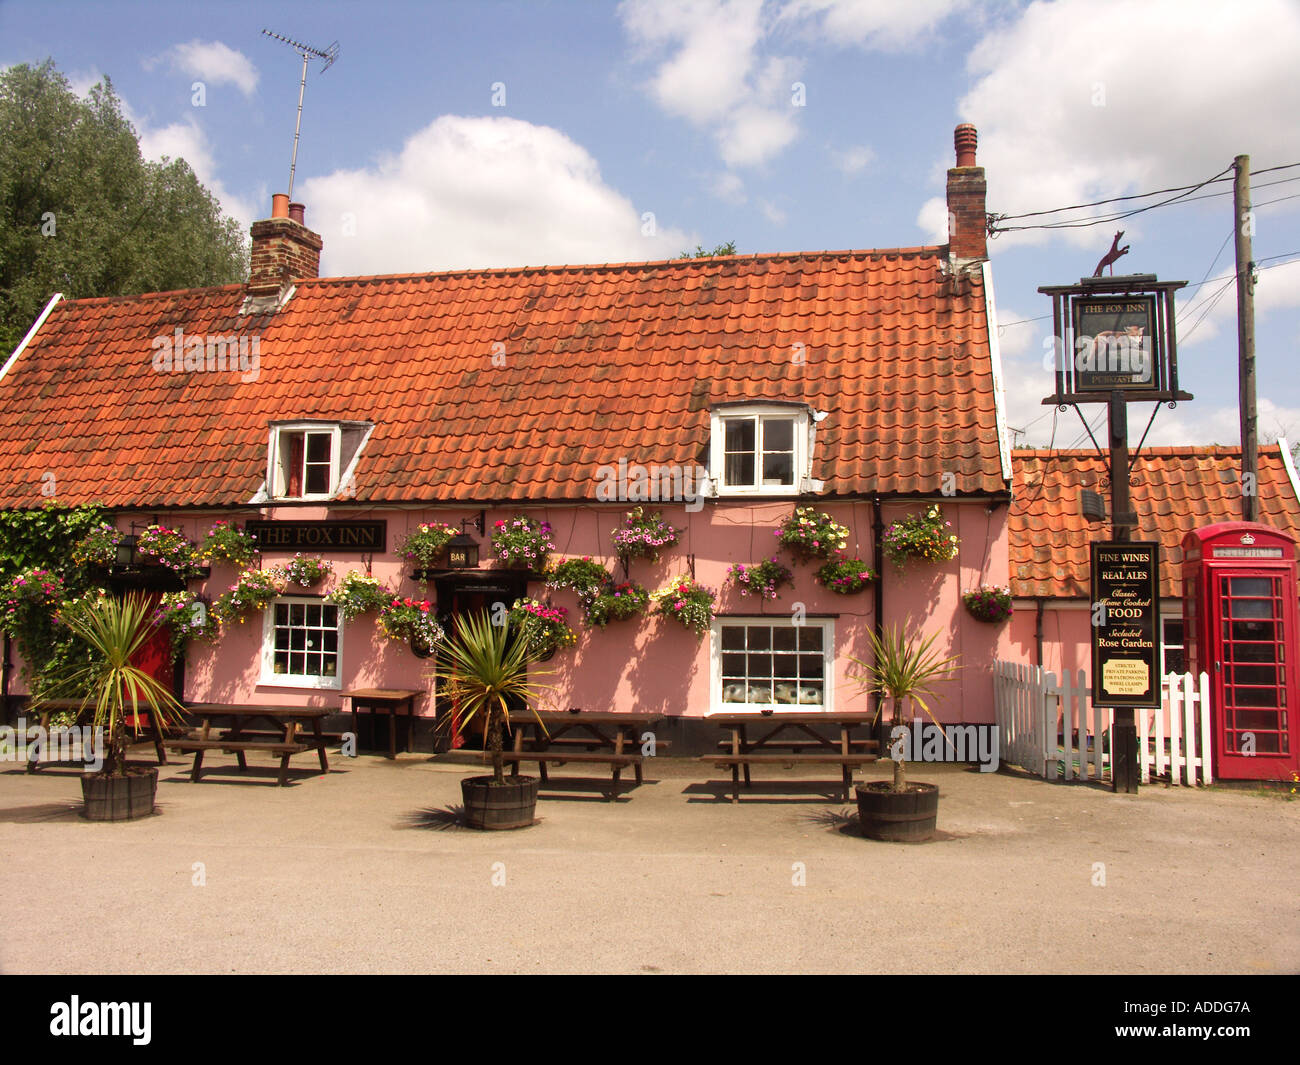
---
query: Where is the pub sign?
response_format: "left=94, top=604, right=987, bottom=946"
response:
left=1071, top=295, right=1157, bottom=392
left=245, top=520, right=386, bottom=553
left=1090, top=541, right=1162, bottom=709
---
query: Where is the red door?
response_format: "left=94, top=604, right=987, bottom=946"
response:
left=1211, top=571, right=1298, bottom=779
left=127, top=596, right=174, bottom=730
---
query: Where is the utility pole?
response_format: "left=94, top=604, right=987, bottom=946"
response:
left=1235, top=154, right=1258, bottom=522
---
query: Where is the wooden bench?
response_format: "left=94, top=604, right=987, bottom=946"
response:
left=706, top=752, right=880, bottom=802
left=500, top=750, right=643, bottom=798
left=168, top=738, right=311, bottom=787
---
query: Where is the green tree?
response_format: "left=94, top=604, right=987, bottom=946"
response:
left=677, top=241, right=737, bottom=259
left=0, top=59, right=249, bottom=354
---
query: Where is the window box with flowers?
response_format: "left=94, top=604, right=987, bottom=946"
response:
left=815, top=554, right=876, bottom=595
left=378, top=596, right=445, bottom=657
left=612, top=507, right=679, bottom=563
left=197, top=520, right=260, bottom=566
left=396, top=521, right=458, bottom=572
left=727, top=558, right=794, bottom=600
left=882, top=505, right=959, bottom=567
left=507, top=598, right=577, bottom=659
left=491, top=516, right=555, bottom=570
left=281, top=554, right=332, bottom=589
left=775, top=506, right=849, bottom=561
left=324, top=570, right=391, bottom=620
left=650, top=574, right=716, bottom=639
left=214, top=567, right=286, bottom=625
left=963, top=585, right=1012, bottom=623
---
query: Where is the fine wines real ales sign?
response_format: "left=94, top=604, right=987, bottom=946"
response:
left=1090, top=541, right=1162, bottom=709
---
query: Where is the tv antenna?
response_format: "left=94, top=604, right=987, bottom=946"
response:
left=262, top=28, right=339, bottom=200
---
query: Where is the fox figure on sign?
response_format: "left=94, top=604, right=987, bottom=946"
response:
left=1093, top=231, right=1130, bottom=277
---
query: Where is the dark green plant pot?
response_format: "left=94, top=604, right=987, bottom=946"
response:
left=855, top=781, right=938, bottom=842
left=81, top=767, right=159, bottom=822
left=461, top=774, right=539, bottom=830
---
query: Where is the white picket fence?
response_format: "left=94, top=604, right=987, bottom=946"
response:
left=993, top=662, right=1213, bottom=786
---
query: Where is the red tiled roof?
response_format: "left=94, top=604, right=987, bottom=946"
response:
left=1010, top=445, right=1300, bottom=598
left=0, top=249, right=1007, bottom=508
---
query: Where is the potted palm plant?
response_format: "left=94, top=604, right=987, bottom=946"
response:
left=431, top=609, right=555, bottom=830
left=850, top=625, right=961, bottom=842
left=34, top=591, right=187, bottom=821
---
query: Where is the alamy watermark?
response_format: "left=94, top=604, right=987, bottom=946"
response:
left=151, top=327, right=261, bottom=382
left=0, top=718, right=103, bottom=772
left=887, top=718, right=999, bottom=773
left=594, top=459, right=709, bottom=513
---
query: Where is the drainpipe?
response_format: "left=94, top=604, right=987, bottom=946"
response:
left=1034, top=597, right=1045, bottom=667
left=871, top=495, right=885, bottom=744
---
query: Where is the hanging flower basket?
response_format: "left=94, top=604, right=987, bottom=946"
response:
left=882, top=505, right=959, bottom=567
left=325, top=571, right=391, bottom=620
left=650, top=574, right=716, bottom=639
left=197, top=520, right=260, bottom=566
left=963, top=585, right=1013, bottom=623
left=814, top=554, right=876, bottom=595
left=281, top=554, right=333, bottom=589
left=612, top=507, right=680, bottom=562
left=136, top=524, right=201, bottom=576
left=378, top=596, right=445, bottom=653
left=491, top=516, right=555, bottom=569
left=396, top=521, right=458, bottom=570
left=507, top=598, right=577, bottom=658
left=546, top=557, right=611, bottom=600
left=153, top=592, right=218, bottom=661
left=775, top=506, right=849, bottom=561
left=213, top=567, right=285, bottom=624
left=727, top=558, right=794, bottom=600
left=585, top=580, right=650, bottom=627
left=71, top=522, right=123, bottom=569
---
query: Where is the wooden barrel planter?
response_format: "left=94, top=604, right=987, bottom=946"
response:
left=460, top=775, right=540, bottom=830
left=81, top=767, right=159, bottom=822
left=855, top=781, right=939, bottom=842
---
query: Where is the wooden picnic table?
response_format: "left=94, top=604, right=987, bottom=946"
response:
left=340, top=688, right=422, bottom=759
left=24, top=698, right=171, bottom=771
left=702, top=711, right=880, bottom=802
left=170, top=704, right=331, bottom=786
left=501, top=711, right=663, bottom=800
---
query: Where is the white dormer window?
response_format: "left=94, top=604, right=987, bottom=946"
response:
left=273, top=424, right=340, bottom=499
left=709, top=403, right=814, bottom=496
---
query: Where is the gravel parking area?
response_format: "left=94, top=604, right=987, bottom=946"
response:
left=1, top=751, right=1296, bottom=974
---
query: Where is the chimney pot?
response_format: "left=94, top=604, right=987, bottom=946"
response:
left=954, top=124, right=978, bottom=168
left=271, top=193, right=290, bottom=219
left=288, top=202, right=305, bottom=225
left=248, top=199, right=322, bottom=297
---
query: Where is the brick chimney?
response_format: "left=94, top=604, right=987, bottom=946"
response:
left=248, top=193, right=322, bottom=297
left=946, top=124, right=987, bottom=262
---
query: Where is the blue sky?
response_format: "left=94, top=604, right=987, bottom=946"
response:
left=3, top=0, right=1299, bottom=450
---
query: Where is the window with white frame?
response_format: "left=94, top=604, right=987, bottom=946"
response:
left=715, top=617, right=832, bottom=709
left=271, top=424, right=340, bottom=499
left=1161, top=614, right=1186, bottom=678
left=710, top=404, right=810, bottom=495
left=262, top=597, right=341, bottom=689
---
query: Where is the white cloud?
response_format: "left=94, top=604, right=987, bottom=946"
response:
left=299, top=115, right=692, bottom=275
left=146, top=40, right=259, bottom=97
left=1176, top=259, right=1300, bottom=349
left=832, top=144, right=875, bottom=175
left=712, top=172, right=747, bottom=203
left=778, top=0, right=971, bottom=50
left=759, top=198, right=786, bottom=224
left=620, top=0, right=803, bottom=168
left=944, top=0, right=1300, bottom=249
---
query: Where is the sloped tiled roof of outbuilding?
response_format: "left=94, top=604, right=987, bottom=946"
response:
left=0, top=248, right=1007, bottom=509
left=1010, top=445, right=1300, bottom=598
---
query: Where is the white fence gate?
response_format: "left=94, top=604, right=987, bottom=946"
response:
left=993, top=662, right=1213, bottom=786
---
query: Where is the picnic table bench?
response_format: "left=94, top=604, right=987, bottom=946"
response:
left=702, top=712, right=880, bottom=802
left=169, top=704, right=331, bottom=786
left=23, top=698, right=174, bottom=771
left=500, top=711, right=662, bottom=800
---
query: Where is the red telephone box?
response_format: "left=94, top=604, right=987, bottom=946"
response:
left=1183, top=522, right=1300, bottom=780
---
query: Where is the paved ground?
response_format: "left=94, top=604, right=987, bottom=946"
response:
left=1, top=748, right=1296, bottom=974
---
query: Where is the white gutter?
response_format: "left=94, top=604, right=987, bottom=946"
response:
left=0, top=292, right=63, bottom=384
left=980, top=261, right=1012, bottom=485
